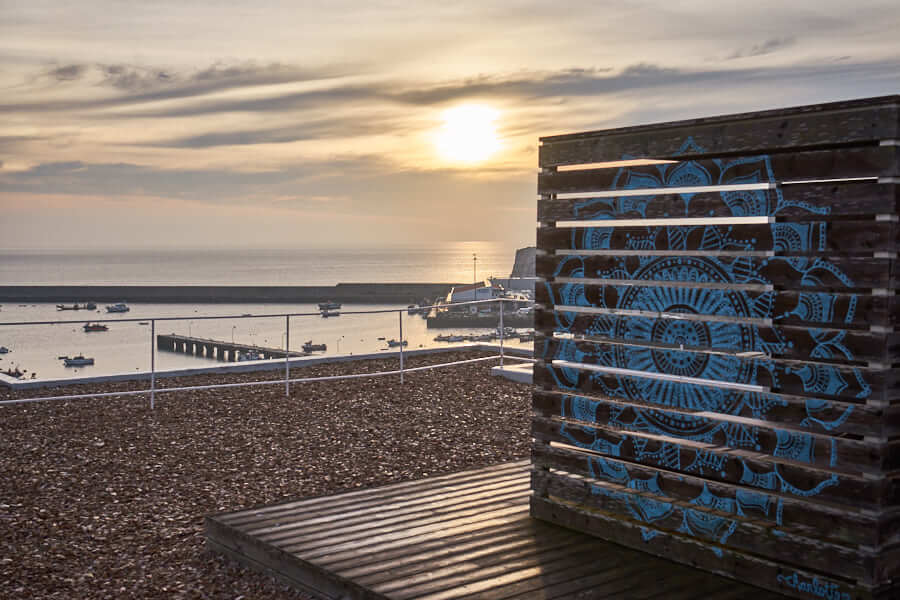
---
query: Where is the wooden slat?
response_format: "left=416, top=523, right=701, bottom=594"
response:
left=536, top=254, right=898, bottom=291
left=531, top=416, right=890, bottom=509
left=537, top=181, right=900, bottom=222
left=236, top=469, right=530, bottom=533
left=535, top=336, right=894, bottom=403
left=536, top=283, right=900, bottom=329
left=533, top=385, right=898, bottom=441
left=533, top=469, right=875, bottom=580
left=537, top=221, right=898, bottom=255
left=529, top=496, right=878, bottom=599
left=531, top=390, right=879, bottom=470
left=533, top=308, right=898, bottom=362
left=532, top=443, right=899, bottom=548
left=538, top=95, right=899, bottom=167
left=538, top=146, right=899, bottom=195
left=219, top=461, right=529, bottom=526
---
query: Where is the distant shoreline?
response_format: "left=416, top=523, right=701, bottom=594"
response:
left=0, top=283, right=463, bottom=304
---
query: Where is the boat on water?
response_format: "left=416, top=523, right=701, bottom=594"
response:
left=62, top=355, right=95, bottom=367
left=83, top=323, right=108, bottom=332
left=0, top=346, right=9, bottom=354
left=386, top=339, right=408, bottom=347
left=320, top=310, right=340, bottom=318
left=237, top=351, right=262, bottom=361
left=57, top=302, right=96, bottom=311
left=106, top=303, right=130, bottom=313
left=302, top=340, right=327, bottom=352
left=518, top=331, right=535, bottom=342
left=318, top=301, right=342, bottom=311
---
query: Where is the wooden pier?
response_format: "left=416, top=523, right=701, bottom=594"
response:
left=205, top=461, right=786, bottom=599
left=156, top=333, right=307, bottom=362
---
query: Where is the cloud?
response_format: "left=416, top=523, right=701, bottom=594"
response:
left=46, top=64, right=87, bottom=81
left=99, top=64, right=176, bottom=91
left=728, top=36, right=796, bottom=60
left=0, top=61, right=355, bottom=113
left=148, top=118, right=383, bottom=148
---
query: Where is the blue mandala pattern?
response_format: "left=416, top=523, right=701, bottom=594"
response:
left=547, top=138, right=853, bottom=555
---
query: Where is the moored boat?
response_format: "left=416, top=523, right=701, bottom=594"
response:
left=62, top=355, right=95, bottom=367
left=386, top=339, right=408, bottom=347
left=320, top=310, right=340, bottom=318
left=106, top=303, right=130, bottom=313
left=302, top=340, right=327, bottom=352
left=83, top=323, right=109, bottom=332
left=0, top=346, right=9, bottom=354
left=318, top=301, right=342, bottom=310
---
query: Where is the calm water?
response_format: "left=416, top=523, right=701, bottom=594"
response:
left=0, top=243, right=531, bottom=380
left=0, top=242, right=520, bottom=286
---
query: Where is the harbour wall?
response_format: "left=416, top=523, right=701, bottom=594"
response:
left=0, top=283, right=461, bottom=304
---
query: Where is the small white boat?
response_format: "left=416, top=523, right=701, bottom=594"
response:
left=320, top=310, right=340, bottom=318
left=318, top=301, right=342, bottom=310
left=237, top=351, right=262, bottom=361
left=62, top=355, right=94, bottom=367
left=386, top=339, right=408, bottom=347
left=106, top=303, right=130, bottom=313
left=302, top=341, right=327, bottom=352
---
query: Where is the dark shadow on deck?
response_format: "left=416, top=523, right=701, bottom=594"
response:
left=205, top=461, right=786, bottom=599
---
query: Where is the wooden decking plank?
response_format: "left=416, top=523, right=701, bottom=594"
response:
left=230, top=469, right=529, bottom=530
left=354, top=526, right=581, bottom=588
left=452, top=547, right=636, bottom=600
left=315, top=517, right=539, bottom=570
left=206, top=460, right=792, bottom=600
left=220, top=461, right=529, bottom=525
left=269, top=489, right=530, bottom=549
left=247, top=474, right=529, bottom=537
left=335, top=523, right=567, bottom=582
left=283, top=504, right=528, bottom=558
left=384, top=539, right=604, bottom=600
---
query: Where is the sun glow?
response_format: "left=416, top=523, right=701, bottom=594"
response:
left=435, top=104, right=501, bottom=163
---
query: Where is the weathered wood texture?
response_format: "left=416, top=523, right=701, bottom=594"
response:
left=532, top=95, right=900, bottom=600
left=205, top=461, right=788, bottom=599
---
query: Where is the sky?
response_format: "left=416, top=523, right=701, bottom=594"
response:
left=1, top=0, right=899, bottom=250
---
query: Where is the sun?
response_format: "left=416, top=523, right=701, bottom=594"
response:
left=435, top=104, right=501, bottom=163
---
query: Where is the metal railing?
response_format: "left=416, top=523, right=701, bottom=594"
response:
left=0, top=298, right=534, bottom=407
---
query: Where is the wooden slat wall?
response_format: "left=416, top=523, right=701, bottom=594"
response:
left=531, top=95, right=900, bottom=600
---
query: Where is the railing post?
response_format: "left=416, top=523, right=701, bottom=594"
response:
left=285, top=315, right=290, bottom=398
left=499, top=299, right=504, bottom=367
left=399, top=310, right=404, bottom=385
left=150, top=319, right=156, bottom=409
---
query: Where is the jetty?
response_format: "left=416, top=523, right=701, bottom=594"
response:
left=156, top=334, right=307, bottom=361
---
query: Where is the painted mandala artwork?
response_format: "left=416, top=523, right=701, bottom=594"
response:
left=544, top=139, right=856, bottom=555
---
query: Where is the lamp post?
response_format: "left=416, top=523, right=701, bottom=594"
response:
left=472, top=253, right=477, bottom=301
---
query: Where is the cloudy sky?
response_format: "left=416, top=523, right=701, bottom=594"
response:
left=1, top=0, right=899, bottom=250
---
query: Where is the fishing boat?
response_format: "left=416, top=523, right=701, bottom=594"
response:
left=318, top=301, right=342, bottom=311
left=83, top=323, right=108, bottom=332
left=57, top=303, right=89, bottom=310
left=106, top=303, right=130, bottom=313
left=320, top=310, right=340, bottom=318
left=302, top=341, right=327, bottom=352
left=62, top=355, right=94, bottom=367
left=386, top=339, right=408, bottom=347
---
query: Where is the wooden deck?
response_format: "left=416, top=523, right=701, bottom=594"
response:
left=205, top=461, right=787, bottom=599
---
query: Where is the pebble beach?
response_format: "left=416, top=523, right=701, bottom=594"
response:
left=0, top=350, right=531, bottom=599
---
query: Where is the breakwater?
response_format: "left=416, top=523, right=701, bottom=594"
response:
left=0, top=283, right=461, bottom=304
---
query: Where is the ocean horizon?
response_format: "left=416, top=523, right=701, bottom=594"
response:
left=0, top=241, right=526, bottom=287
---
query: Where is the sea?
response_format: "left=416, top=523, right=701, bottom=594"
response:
left=0, top=242, right=530, bottom=381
